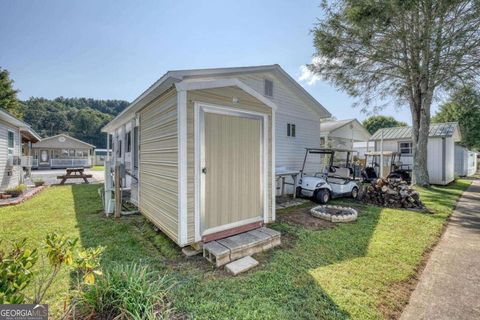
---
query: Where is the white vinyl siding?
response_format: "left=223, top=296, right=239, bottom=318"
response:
left=375, top=137, right=456, bottom=185
left=235, top=72, right=322, bottom=170
left=0, top=120, right=21, bottom=190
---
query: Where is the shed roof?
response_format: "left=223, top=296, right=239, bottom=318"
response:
left=102, top=64, right=331, bottom=132
left=320, top=118, right=371, bottom=141
left=370, top=122, right=460, bottom=141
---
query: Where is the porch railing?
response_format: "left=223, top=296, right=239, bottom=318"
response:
left=20, top=156, right=34, bottom=167
left=50, top=158, right=92, bottom=168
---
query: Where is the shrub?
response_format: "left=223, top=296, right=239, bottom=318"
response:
left=33, top=178, right=45, bottom=187
left=0, top=239, right=38, bottom=304
left=6, top=184, right=27, bottom=197
left=80, top=263, right=173, bottom=320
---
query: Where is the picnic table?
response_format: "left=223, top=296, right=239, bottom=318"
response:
left=57, top=168, right=92, bottom=185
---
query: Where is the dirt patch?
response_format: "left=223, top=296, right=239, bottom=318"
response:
left=277, top=206, right=335, bottom=230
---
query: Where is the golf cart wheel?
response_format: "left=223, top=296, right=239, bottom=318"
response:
left=351, top=187, right=359, bottom=199
left=316, top=189, right=330, bottom=204
left=295, top=186, right=302, bottom=198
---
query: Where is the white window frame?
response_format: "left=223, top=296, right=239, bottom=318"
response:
left=7, top=130, right=15, bottom=156
left=398, top=141, right=413, bottom=155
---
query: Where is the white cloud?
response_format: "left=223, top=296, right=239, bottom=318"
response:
left=298, top=64, right=321, bottom=86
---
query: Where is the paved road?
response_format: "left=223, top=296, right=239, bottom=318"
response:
left=31, top=168, right=104, bottom=185
left=401, top=180, right=480, bottom=320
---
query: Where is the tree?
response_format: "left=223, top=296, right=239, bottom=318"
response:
left=0, top=67, right=24, bottom=118
left=433, top=86, right=480, bottom=150
left=310, top=0, right=480, bottom=186
left=362, top=115, right=407, bottom=135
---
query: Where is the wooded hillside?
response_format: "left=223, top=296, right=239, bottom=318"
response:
left=21, top=97, right=129, bottom=148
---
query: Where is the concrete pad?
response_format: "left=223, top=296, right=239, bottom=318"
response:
left=225, top=256, right=259, bottom=276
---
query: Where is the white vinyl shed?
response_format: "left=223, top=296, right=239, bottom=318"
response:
left=454, top=144, right=478, bottom=177
left=370, top=122, right=461, bottom=185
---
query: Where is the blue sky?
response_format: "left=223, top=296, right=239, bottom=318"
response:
left=0, top=0, right=423, bottom=124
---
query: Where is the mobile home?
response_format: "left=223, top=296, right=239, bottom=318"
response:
left=31, top=134, right=95, bottom=169
left=0, top=109, right=40, bottom=189
left=102, top=65, right=330, bottom=247
left=370, top=122, right=461, bottom=185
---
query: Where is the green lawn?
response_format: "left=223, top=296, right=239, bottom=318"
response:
left=0, top=180, right=470, bottom=319
left=91, top=165, right=104, bottom=171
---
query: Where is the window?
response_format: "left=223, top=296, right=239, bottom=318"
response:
left=399, top=142, right=412, bottom=155
left=126, top=131, right=131, bottom=153
left=264, top=79, right=273, bottom=97
left=7, top=131, right=14, bottom=155
left=287, top=123, right=296, bottom=137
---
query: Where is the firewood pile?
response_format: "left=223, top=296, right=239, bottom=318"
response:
left=361, top=178, right=426, bottom=210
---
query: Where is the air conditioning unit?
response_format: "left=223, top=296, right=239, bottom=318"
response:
left=7, top=156, right=20, bottom=167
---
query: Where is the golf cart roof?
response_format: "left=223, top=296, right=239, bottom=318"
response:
left=306, top=148, right=356, bottom=154
left=364, top=151, right=399, bottom=156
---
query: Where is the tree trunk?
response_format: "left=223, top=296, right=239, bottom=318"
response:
left=410, top=87, right=432, bottom=187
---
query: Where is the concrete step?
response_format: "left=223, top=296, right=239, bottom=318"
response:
left=225, top=256, right=259, bottom=275
left=203, top=227, right=281, bottom=267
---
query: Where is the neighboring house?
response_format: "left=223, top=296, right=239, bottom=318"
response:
left=102, top=64, right=331, bottom=247
left=454, top=145, right=477, bottom=177
left=320, top=119, right=371, bottom=150
left=31, top=134, right=95, bottom=169
left=0, top=109, right=41, bottom=190
left=93, top=149, right=112, bottom=166
left=370, top=122, right=461, bottom=185
left=353, top=141, right=375, bottom=158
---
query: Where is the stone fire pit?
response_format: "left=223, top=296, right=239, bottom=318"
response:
left=310, top=205, right=358, bottom=223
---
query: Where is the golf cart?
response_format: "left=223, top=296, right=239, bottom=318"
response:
left=361, top=151, right=411, bottom=183
left=296, top=148, right=360, bottom=204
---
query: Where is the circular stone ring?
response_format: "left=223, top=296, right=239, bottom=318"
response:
left=310, top=205, right=358, bottom=223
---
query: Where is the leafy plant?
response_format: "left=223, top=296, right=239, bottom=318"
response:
left=0, top=239, right=38, bottom=304
left=33, top=233, right=104, bottom=304
left=79, top=263, right=173, bottom=320
left=6, top=184, right=27, bottom=197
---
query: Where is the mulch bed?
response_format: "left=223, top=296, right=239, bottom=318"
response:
left=277, top=205, right=336, bottom=230
left=0, top=186, right=47, bottom=207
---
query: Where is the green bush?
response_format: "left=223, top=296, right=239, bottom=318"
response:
left=33, top=178, right=45, bottom=187
left=0, top=239, right=38, bottom=304
left=5, top=184, right=27, bottom=197
left=80, top=263, right=173, bottom=319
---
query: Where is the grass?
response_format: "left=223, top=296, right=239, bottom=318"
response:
left=91, top=165, right=104, bottom=171
left=0, top=180, right=471, bottom=319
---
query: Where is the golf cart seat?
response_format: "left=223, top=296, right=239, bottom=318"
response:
left=362, top=167, right=378, bottom=182
left=328, top=167, right=350, bottom=179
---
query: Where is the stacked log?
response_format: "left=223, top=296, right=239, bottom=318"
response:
left=361, top=178, right=426, bottom=210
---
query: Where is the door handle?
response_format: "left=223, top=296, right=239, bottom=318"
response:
left=202, top=167, right=207, bottom=174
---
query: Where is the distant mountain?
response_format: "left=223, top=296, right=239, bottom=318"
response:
left=21, top=97, right=129, bottom=148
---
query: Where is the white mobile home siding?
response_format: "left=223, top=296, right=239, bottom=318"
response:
left=0, top=120, right=21, bottom=190
left=235, top=72, right=322, bottom=169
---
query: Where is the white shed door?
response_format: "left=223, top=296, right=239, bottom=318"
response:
left=201, top=111, right=263, bottom=236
